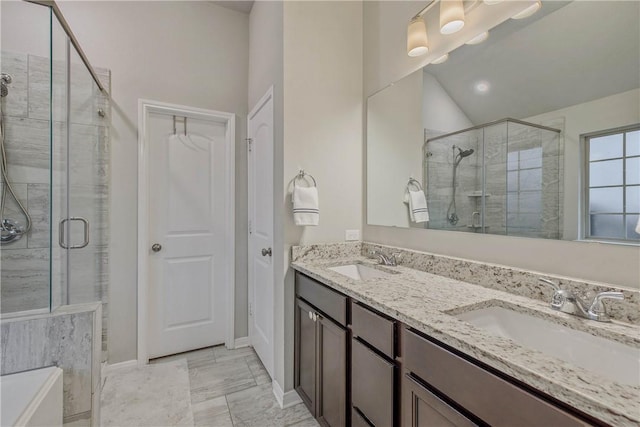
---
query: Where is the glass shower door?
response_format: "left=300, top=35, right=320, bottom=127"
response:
left=65, top=46, right=109, bottom=309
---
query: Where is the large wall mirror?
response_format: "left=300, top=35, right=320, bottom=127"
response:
left=367, top=1, right=640, bottom=242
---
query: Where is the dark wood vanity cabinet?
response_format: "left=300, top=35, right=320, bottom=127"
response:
left=295, top=298, right=318, bottom=415
left=351, top=301, right=398, bottom=427
left=294, top=272, right=600, bottom=427
left=402, top=373, right=477, bottom=427
left=401, top=326, right=594, bottom=427
left=295, top=273, right=348, bottom=427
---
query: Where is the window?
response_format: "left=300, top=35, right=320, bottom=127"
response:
left=584, top=125, right=640, bottom=243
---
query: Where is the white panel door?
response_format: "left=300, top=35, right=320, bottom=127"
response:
left=248, top=89, right=275, bottom=378
left=148, top=113, right=228, bottom=359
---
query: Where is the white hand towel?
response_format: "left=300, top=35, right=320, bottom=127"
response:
left=408, top=189, right=429, bottom=223
left=293, top=185, right=319, bottom=226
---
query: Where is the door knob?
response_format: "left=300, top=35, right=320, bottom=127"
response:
left=151, top=243, right=162, bottom=252
left=261, top=247, right=272, bottom=257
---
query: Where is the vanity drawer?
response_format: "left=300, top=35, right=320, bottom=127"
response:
left=351, top=300, right=395, bottom=358
left=295, top=272, right=347, bottom=326
left=402, top=327, right=590, bottom=427
left=352, top=338, right=395, bottom=427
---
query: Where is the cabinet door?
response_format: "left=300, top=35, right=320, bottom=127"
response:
left=295, top=298, right=317, bottom=416
left=402, top=374, right=477, bottom=427
left=352, top=338, right=395, bottom=426
left=318, top=315, right=347, bottom=427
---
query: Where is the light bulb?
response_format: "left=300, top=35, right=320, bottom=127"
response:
left=512, top=1, right=541, bottom=19
left=407, top=16, right=429, bottom=57
left=431, top=54, right=449, bottom=64
left=440, top=0, right=465, bottom=35
left=465, top=31, right=489, bottom=45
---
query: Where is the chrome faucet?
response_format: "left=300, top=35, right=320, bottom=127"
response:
left=369, top=250, right=399, bottom=266
left=539, top=278, right=624, bottom=322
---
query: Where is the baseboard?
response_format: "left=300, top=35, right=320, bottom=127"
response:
left=272, top=380, right=302, bottom=409
left=234, top=337, right=250, bottom=348
left=102, top=359, right=138, bottom=375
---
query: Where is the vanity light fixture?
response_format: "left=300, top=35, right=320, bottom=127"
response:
left=465, top=31, right=489, bottom=45
left=407, top=16, right=429, bottom=57
left=440, top=0, right=465, bottom=35
left=406, top=0, right=436, bottom=57
left=431, top=53, right=449, bottom=64
left=511, top=1, right=542, bottom=19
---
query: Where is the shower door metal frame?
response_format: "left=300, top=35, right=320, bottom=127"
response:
left=24, top=0, right=109, bottom=96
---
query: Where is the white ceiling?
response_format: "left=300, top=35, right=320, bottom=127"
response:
left=425, top=1, right=640, bottom=125
left=211, top=1, right=254, bottom=14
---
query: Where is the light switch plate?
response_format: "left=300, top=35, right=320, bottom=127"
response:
left=345, top=229, right=360, bottom=241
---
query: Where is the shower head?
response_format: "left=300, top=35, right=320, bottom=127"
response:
left=1, top=73, right=13, bottom=98
left=457, top=147, right=474, bottom=158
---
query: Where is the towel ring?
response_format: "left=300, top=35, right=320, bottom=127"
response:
left=407, top=177, right=423, bottom=191
left=295, top=170, right=317, bottom=187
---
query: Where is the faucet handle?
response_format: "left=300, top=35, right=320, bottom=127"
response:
left=539, top=278, right=566, bottom=309
left=588, top=291, right=624, bottom=319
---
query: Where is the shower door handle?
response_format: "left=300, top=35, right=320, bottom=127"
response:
left=59, top=217, right=90, bottom=249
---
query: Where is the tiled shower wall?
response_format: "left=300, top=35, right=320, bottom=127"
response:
left=425, top=119, right=564, bottom=239
left=0, top=50, right=110, bottom=357
left=425, top=128, right=481, bottom=232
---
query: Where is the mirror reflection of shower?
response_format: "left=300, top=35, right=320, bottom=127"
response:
left=446, top=145, right=475, bottom=225
left=0, top=72, right=32, bottom=244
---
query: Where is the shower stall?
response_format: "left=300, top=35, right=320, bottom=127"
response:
left=424, top=118, right=562, bottom=239
left=1, top=0, right=110, bottom=343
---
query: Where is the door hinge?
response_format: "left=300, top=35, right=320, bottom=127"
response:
left=246, top=138, right=253, bottom=152
left=249, top=302, right=253, bottom=317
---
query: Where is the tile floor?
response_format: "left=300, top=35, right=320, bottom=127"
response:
left=115, top=345, right=320, bottom=426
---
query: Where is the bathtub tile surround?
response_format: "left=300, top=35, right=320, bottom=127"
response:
left=0, top=303, right=102, bottom=425
left=290, top=244, right=640, bottom=426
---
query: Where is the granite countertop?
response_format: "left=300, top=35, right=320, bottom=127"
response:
left=291, top=256, right=640, bottom=427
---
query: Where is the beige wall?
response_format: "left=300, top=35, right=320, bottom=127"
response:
left=58, top=1, right=250, bottom=363
left=282, top=0, right=363, bottom=390
left=248, top=0, right=288, bottom=392
left=363, top=1, right=640, bottom=289
left=422, top=71, right=472, bottom=133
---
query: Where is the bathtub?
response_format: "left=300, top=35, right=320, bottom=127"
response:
left=1, top=367, right=63, bottom=427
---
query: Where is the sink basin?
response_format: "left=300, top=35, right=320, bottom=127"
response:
left=328, top=264, right=392, bottom=281
left=456, top=306, right=640, bottom=387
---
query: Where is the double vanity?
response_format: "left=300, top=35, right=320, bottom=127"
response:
left=291, top=243, right=640, bottom=427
